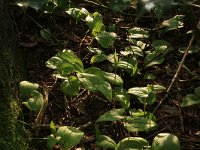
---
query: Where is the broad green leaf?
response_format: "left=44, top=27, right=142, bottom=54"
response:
left=58, top=50, right=84, bottom=73
left=109, top=0, right=131, bottom=12
left=96, top=135, right=117, bottom=149
left=144, top=40, right=171, bottom=67
left=128, top=87, right=149, bottom=98
left=66, top=8, right=89, bottom=20
left=96, top=108, right=125, bottom=122
left=152, top=133, right=180, bottom=150
left=162, top=15, right=184, bottom=32
left=123, top=46, right=144, bottom=57
left=22, top=90, right=43, bottom=112
left=46, top=56, right=63, bottom=69
left=115, top=137, right=148, bottom=150
left=85, top=67, right=123, bottom=86
left=57, top=63, right=74, bottom=76
left=117, top=57, right=138, bottom=75
left=57, top=126, right=84, bottom=149
left=90, top=54, right=107, bottom=63
left=85, top=12, right=104, bottom=36
left=47, top=134, right=60, bottom=149
left=19, top=81, right=39, bottom=98
left=181, top=94, right=200, bottom=107
left=194, top=86, right=200, bottom=97
left=61, top=76, right=80, bottom=96
left=95, top=31, right=117, bottom=48
left=138, top=91, right=156, bottom=105
left=153, top=85, right=166, bottom=91
left=113, top=87, right=130, bottom=109
left=40, top=28, right=51, bottom=40
left=128, top=27, right=149, bottom=39
left=129, top=109, right=156, bottom=121
left=87, top=47, right=103, bottom=54
left=77, top=73, right=112, bottom=100
left=124, top=117, right=157, bottom=132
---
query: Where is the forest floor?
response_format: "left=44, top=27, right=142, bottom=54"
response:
left=12, top=1, right=200, bottom=150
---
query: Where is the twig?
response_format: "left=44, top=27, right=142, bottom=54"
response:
left=33, top=84, right=49, bottom=135
left=153, top=33, right=195, bottom=114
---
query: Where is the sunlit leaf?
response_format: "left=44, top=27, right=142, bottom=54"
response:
left=61, top=76, right=80, bottom=96
left=95, top=31, right=117, bottom=48
left=124, top=117, right=157, bottom=132
left=57, top=126, right=84, bottom=149
left=115, top=137, right=148, bottom=150
left=90, top=54, right=107, bottom=63
left=128, top=27, right=149, bottom=39
left=181, top=94, right=200, bottom=107
left=77, top=73, right=112, bottom=100
left=46, top=56, right=63, bottom=69
left=22, top=90, right=43, bottom=112
left=128, top=87, right=149, bottom=98
left=19, top=81, right=39, bottom=98
left=129, top=109, right=156, bottom=121
left=85, top=67, right=123, bottom=86
left=152, top=133, right=180, bottom=150
left=96, top=135, right=117, bottom=149
left=96, top=108, right=125, bottom=122
left=66, top=8, right=89, bottom=20
left=86, top=12, right=104, bottom=36
left=113, top=87, right=130, bottom=109
left=162, top=15, right=185, bottom=32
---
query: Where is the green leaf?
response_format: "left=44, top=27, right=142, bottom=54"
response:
left=50, top=121, right=57, bottom=135
left=45, top=56, right=63, bottom=69
left=194, top=86, right=200, bottom=97
left=66, top=8, right=89, bottom=20
left=109, top=0, right=131, bottom=12
left=90, top=54, right=107, bottom=63
left=22, top=90, right=43, bottom=112
left=123, top=46, right=144, bottom=57
left=56, top=126, right=84, bottom=149
left=85, top=12, right=104, bottom=36
left=115, top=137, right=148, bottom=150
left=61, top=76, right=80, bottom=96
left=57, top=63, right=74, bottom=76
left=128, top=87, right=149, bottom=98
left=96, top=135, right=117, bottom=149
left=152, top=133, right=180, bottom=150
left=77, top=73, right=112, bottom=100
left=40, top=28, right=51, bottom=39
left=19, top=81, right=39, bottom=98
left=162, top=15, right=184, bottom=32
left=58, top=50, right=84, bottom=73
left=47, top=134, right=59, bottom=149
left=96, top=108, right=125, bottom=122
left=124, top=117, right=157, bottom=132
left=129, top=109, right=156, bottom=121
left=113, top=87, right=130, bottom=109
left=128, top=27, right=149, bottom=39
left=181, top=94, right=200, bottom=107
left=85, top=67, right=123, bottom=86
left=95, top=31, right=117, bottom=48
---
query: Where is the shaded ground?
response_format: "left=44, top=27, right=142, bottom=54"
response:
left=12, top=2, right=200, bottom=150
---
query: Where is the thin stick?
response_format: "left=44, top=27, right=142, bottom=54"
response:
left=153, top=33, right=195, bottom=114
